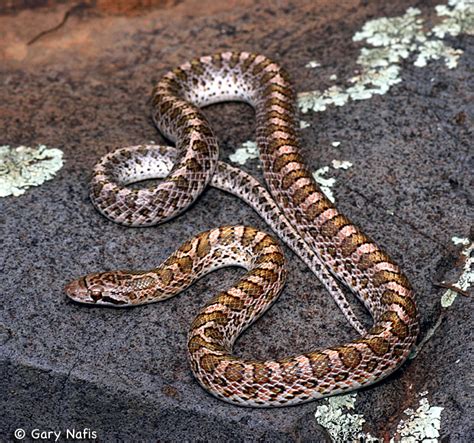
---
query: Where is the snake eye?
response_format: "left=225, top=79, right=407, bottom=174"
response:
left=90, top=289, right=102, bottom=301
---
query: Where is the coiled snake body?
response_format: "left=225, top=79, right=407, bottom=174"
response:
left=65, top=52, right=419, bottom=407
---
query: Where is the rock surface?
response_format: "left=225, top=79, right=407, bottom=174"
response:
left=0, top=0, right=472, bottom=441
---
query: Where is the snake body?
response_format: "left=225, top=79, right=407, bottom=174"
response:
left=65, top=52, right=419, bottom=407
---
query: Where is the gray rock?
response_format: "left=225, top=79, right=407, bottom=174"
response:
left=0, top=1, right=471, bottom=441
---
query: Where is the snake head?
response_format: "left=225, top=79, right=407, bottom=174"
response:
left=65, top=271, right=145, bottom=306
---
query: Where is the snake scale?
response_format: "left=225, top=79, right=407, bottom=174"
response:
left=65, top=52, right=419, bottom=407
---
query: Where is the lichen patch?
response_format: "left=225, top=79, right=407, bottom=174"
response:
left=0, top=144, right=64, bottom=197
left=228, top=140, right=259, bottom=165
left=391, top=392, right=444, bottom=443
left=441, top=239, right=473, bottom=307
left=298, top=0, right=473, bottom=114
left=314, top=393, right=378, bottom=442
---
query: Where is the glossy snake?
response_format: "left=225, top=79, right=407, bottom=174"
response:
left=65, top=52, right=419, bottom=407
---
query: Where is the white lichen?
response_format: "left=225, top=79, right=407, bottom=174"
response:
left=414, top=40, right=463, bottom=69
left=305, top=60, right=321, bottom=68
left=312, top=157, right=353, bottom=202
left=440, top=239, right=473, bottom=307
left=298, top=89, right=333, bottom=113
left=299, top=120, right=311, bottom=129
left=391, top=392, right=444, bottom=443
left=298, top=0, right=473, bottom=113
left=314, top=393, right=378, bottom=442
left=331, top=160, right=353, bottom=170
left=432, top=0, right=474, bottom=38
left=312, top=166, right=336, bottom=203
left=440, top=288, right=458, bottom=308
left=331, top=141, right=341, bottom=147
left=0, top=144, right=64, bottom=197
left=326, top=85, right=350, bottom=106
left=451, top=236, right=470, bottom=246
left=228, top=140, right=259, bottom=165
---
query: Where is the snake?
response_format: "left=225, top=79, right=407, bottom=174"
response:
left=65, top=52, right=419, bottom=407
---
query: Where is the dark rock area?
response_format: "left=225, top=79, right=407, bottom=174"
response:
left=0, top=1, right=472, bottom=441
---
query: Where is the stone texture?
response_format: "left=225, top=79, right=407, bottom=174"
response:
left=0, top=0, right=472, bottom=441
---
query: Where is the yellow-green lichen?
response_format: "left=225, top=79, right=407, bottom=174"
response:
left=0, top=145, right=64, bottom=197
left=314, top=393, right=378, bottom=442
left=315, top=392, right=444, bottom=442
left=298, top=0, right=473, bottom=114
left=391, top=392, right=444, bottom=443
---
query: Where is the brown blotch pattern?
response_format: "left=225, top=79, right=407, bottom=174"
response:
left=293, top=184, right=316, bottom=205
left=191, top=311, right=229, bottom=329
left=200, top=354, right=222, bottom=373
left=190, top=60, right=204, bottom=75
left=242, top=385, right=259, bottom=398
left=280, top=360, right=300, bottom=384
left=307, top=198, right=333, bottom=219
left=240, top=53, right=257, bottom=72
left=253, top=363, right=272, bottom=384
left=235, top=279, right=263, bottom=298
left=215, top=292, right=246, bottom=311
left=229, top=52, right=241, bottom=68
left=203, top=326, right=224, bottom=342
left=381, top=311, right=409, bottom=339
left=224, top=363, right=245, bottom=382
left=189, top=335, right=225, bottom=354
left=241, top=227, right=257, bottom=247
left=196, top=233, right=211, bottom=258
left=373, top=270, right=412, bottom=289
left=156, top=268, right=173, bottom=286
left=308, top=352, right=331, bottom=378
left=212, top=53, right=223, bottom=69
left=340, top=233, right=369, bottom=256
left=268, top=96, right=293, bottom=111
left=252, top=268, right=278, bottom=284
left=282, top=169, right=307, bottom=190
left=382, top=290, right=417, bottom=318
left=253, top=235, right=275, bottom=252
left=358, top=250, right=391, bottom=270
left=268, top=137, right=296, bottom=152
left=185, top=157, right=203, bottom=172
left=172, top=67, right=188, bottom=81
left=336, top=346, right=362, bottom=369
left=334, top=372, right=349, bottom=382
left=260, top=251, right=285, bottom=266
left=176, top=256, right=193, bottom=273
left=358, top=337, right=390, bottom=356
left=320, top=215, right=350, bottom=238
left=261, top=70, right=279, bottom=86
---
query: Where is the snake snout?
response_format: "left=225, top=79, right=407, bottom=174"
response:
left=65, top=277, right=92, bottom=303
